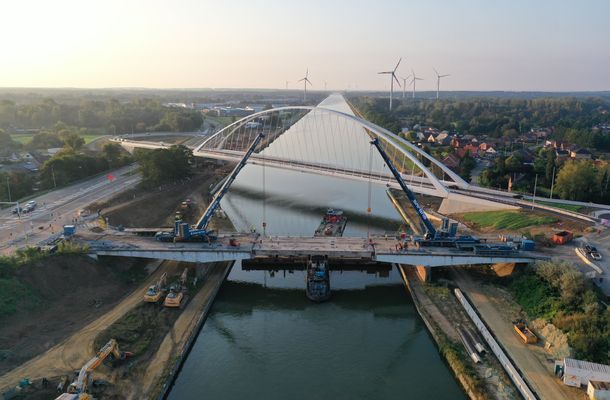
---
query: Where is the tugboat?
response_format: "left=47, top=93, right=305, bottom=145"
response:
left=314, top=209, right=347, bottom=237
left=306, top=256, right=331, bottom=302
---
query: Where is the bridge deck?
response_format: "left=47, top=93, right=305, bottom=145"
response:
left=77, top=230, right=547, bottom=267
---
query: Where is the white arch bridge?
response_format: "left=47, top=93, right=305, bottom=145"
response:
left=115, top=94, right=518, bottom=214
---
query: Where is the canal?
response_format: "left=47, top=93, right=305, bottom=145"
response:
left=167, top=95, right=466, bottom=399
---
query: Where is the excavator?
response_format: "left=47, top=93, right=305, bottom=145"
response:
left=164, top=268, right=188, bottom=308
left=143, top=272, right=167, bottom=303
left=55, top=339, right=132, bottom=400
left=155, top=132, right=265, bottom=243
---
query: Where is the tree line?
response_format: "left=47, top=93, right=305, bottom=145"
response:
left=0, top=98, right=203, bottom=133
left=350, top=96, right=610, bottom=150
left=480, top=148, right=610, bottom=203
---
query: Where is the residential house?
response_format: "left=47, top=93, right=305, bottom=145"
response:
left=433, top=132, right=451, bottom=146
left=555, top=149, right=570, bottom=161
left=441, top=153, right=460, bottom=169
left=570, top=147, right=593, bottom=160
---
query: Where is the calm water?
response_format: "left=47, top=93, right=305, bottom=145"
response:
left=167, top=94, right=465, bottom=399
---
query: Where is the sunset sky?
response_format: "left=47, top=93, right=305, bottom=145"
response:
left=1, top=0, right=609, bottom=91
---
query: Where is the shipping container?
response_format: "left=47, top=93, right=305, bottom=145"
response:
left=520, top=240, right=535, bottom=251
left=552, top=231, right=573, bottom=245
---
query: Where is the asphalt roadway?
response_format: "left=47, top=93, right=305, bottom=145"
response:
left=0, top=164, right=140, bottom=255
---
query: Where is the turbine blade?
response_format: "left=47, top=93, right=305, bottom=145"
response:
left=433, top=67, right=439, bottom=76
left=441, top=74, right=450, bottom=78
left=378, top=71, right=392, bottom=74
left=393, top=57, right=402, bottom=72
left=393, top=74, right=401, bottom=87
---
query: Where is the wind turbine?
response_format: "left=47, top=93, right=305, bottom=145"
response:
left=298, top=69, right=312, bottom=102
left=378, top=58, right=402, bottom=110
left=324, top=81, right=328, bottom=91
left=399, top=75, right=411, bottom=98
left=410, top=69, right=424, bottom=99
left=285, top=80, right=289, bottom=90
left=433, top=68, right=450, bottom=100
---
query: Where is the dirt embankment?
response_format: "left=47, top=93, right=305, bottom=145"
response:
left=91, top=163, right=231, bottom=228
left=0, top=255, right=148, bottom=375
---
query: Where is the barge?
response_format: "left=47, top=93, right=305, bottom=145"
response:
left=314, top=209, right=347, bottom=237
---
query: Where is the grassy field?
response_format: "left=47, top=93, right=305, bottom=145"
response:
left=537, top=201, right=582, bottom=212
left=11, top=134, right=103, bottom=145
left=461, top=210, right=557, bottom=230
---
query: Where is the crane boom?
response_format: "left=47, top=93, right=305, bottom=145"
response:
left=370, top=138, right=437, bottom=237
left=196, top=132, right=265, bottom=230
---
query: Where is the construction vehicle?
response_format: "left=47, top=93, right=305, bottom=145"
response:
left=370, top=138, right=480, bottom=248
left=163, top=284, right=184, bottom=308
left=513, top=320, right=537, bottom=344
left=55, top=339, right=132, bottom=400
left=164, top=268, right=188, bottom=308
left=143, top=272, right=167, bottom=303
left=155, top=132, right=265, bottom=243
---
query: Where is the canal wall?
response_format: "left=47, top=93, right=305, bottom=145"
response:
left=397, top=264, right=487, bottom=400
left=153, top=261, right=235, bottom=400
left=454, top=288, right=538, bottom=400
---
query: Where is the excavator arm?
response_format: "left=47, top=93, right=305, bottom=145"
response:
left=57, top=339, right=127, bottom=400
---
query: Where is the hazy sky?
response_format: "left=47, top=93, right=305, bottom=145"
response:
left=2, top=0, right=609, bottom=91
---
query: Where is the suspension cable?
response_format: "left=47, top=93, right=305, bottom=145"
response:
left=367, top=142, right=374, bottom=239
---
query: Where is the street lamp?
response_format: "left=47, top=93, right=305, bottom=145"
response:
left=51, top=166, right=57, bottom=188
left=5, top=176, right=11, bottom=203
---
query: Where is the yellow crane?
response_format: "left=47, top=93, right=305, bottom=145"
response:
left=164, top=268, right=188, bottom=308
left=143, top=272, right=167, bottom=303
left=55, top=339, right=131, bottom=400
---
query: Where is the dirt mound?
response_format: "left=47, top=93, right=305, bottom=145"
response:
left=531, top=318, right=572, bottom=359
left=0, top=255, right=147, bottom=374
left=18, top=256, right=117, bottom=300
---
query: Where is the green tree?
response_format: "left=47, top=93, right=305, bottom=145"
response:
left=555, top=160, right=598, bottom=201
left=459, top=152, right=476, bottom=182
left=134, top=145, right=192, bottom=187
left=0, top=129, right=20, bottom=156
left=101, top=142, right=123, bottom=166
left=59, top=131, right=85, bottom=150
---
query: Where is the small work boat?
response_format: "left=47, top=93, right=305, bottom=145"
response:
left=306, top=257, right=331, bottom=302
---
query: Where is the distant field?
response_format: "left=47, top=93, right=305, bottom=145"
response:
left=537, top=201, right=582, bottom=212
left=206, top=115, right=235, bottom=127
left=461, top=210, right=557, bottom=230
left=11, top=134, right=103, bottom=145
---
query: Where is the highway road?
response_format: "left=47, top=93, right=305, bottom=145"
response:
left=0, top=164, right=140, bottom=254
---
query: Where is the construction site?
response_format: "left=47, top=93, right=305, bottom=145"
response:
left=1, top=130, right=608, bottom=400
left=0, top=162, right=237, bottom=400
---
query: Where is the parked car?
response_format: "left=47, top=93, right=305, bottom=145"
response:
left=589, top=246, right=602, bottom=260
left=583, top=244, right=603, bottom=261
